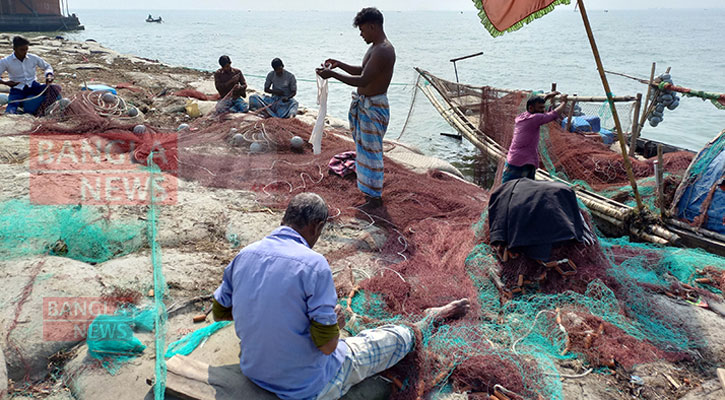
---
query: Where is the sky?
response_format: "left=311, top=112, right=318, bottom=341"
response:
left=69, top=0, right=725, bottom=11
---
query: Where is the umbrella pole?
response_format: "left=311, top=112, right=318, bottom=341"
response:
left=577, top=0, right=644, bottom=213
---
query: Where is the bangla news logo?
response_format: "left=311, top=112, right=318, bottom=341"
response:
left=43, top=297, right=124, bottom=342
left=29, top=133, right=178, bottom=205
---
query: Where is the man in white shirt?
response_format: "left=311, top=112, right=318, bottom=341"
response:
left=0, top=36, right=57, bottom=115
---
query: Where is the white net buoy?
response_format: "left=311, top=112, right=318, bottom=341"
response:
left=232, top=133, right=244, bottom=146
left=133, top=124, right=146, bottom=134
left=101, top=92, right=117, bottom=103
left=177, top=123, right=190, bottom=131
left=290, top=135, right=304, bottom=151
left=250, top=142, right=264, bottom=154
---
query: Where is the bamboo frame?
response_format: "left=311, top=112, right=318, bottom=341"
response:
left=628, top=93, right=642, bottom=156
left=577, top=0, right=643, bottom=212
left=415, top=68, right=680, bottom=246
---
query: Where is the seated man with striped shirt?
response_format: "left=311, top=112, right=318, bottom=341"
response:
left=212, top=192, right=470, bottom=400
left=0, top=36, right=61, bottom=115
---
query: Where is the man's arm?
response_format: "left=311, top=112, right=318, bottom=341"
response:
left=35, top=55, right=54, bottom=82
left=0, top=59, right=17, bottom=87
left=324, top=59, right=363, bottom=76
left=306, top=261, right=342, bottom=355
left=264, top=73, right=284, bottom=96
left=285, top=74, right=297, bottom=100
left=212, top=258, right=236, bottom=321
left=318, top=50, right=388, bottom=88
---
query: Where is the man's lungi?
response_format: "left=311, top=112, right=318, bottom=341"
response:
left=348, top=92, right=390, bottom=198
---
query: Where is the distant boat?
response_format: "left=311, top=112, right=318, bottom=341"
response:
left=146, top=15, right=162, bottom=23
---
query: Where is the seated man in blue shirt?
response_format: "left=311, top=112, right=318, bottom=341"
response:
left=249, top=57, right=298, bottom=118
left=213, top=192, right=470, bottom=400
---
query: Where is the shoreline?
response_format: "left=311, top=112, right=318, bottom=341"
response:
left=0, top=35, right=724, bottom=400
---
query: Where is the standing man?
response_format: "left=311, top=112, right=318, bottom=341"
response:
left=0, top=36, right=60, bottom=115
left=502, top=92, right=568, bottom=184
left=316, top=7, right=395, bottom=207
left=212, top=192, right=470, bottom=400
left=249, top=58, right=298, bottom=118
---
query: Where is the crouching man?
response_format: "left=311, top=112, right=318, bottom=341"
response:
left=212, top=192, right=470, bottom=399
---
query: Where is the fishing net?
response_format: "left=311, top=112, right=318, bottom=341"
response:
left=6, top=83, right=725, bottom=400
left=412, top=71, right=695, bottom=214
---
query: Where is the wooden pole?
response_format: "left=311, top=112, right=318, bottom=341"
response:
left=638, top=62, right=657, bottom=134
left=577, top=0, right=644, bottom=212
left=628, top=93, right=642, bottom=156
left=566, top=94, right=577, bottom=133
left=657, top=144, right=665, bottom=217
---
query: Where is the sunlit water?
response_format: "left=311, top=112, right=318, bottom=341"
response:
left=61, top=8, right=725, bottom=169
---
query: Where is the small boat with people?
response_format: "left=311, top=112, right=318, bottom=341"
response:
left=146, top=15, right=162, bottom=23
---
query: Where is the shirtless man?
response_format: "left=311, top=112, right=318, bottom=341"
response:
left=317, top=7, right=395, bottom=207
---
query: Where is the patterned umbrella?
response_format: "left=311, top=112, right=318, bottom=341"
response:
left=473, top=0, right=571, bottom=37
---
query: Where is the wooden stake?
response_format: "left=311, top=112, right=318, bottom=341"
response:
left=628, top=93, right=642, bottom=156
left=566, top=94, right=577, bottom=133
left=577, top=0, right=644, bottom=212
left=657, top=144, right=665, bottom=217
left=638, top=62, right=657, bottom=133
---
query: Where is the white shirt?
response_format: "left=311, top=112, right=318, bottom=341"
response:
left=0, top=53, right=53, bottom=90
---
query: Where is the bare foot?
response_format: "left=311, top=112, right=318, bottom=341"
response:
left=417, top=298, right=471, bottom=330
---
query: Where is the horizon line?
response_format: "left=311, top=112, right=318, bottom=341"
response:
left=71, top=7, right=725, bottom=11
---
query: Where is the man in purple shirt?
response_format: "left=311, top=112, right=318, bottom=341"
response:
left=502, top=92, right=568, bottom=184
left=213, top=192, right=470, bottom=399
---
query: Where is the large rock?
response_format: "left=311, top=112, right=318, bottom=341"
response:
left=652, top=295, right=725, bottom=365
left=679, top=378, right=724, bottom=400
left=0, top=256, right=105, bottom=382
left=123, top=72, right=185, bottom=91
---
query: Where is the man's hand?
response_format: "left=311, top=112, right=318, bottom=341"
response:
left=559, top=94, right=568, bottom=103
left=323, top=59, right=340, bottom=69
left=334, top=304, right=346, bottom=330
left=45, top=73, right=54, bottom=84
left=1, top=80, right=19, bottom=87
left=544, top=90, right=560, bottom=100
left=316, top=68, right=333, bottom=79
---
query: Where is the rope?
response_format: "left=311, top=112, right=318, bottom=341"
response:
left=7, top=84, right=50, bottom=104
left=243, top=73, right=413, bottom=87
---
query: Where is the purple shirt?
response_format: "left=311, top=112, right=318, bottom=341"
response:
left=214, top=226, right=348, bottom=400
left=506, top=110, right=559, bottom=168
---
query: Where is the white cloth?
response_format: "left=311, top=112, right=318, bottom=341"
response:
left=310, top=74, right=328, bottom=155
left=315, top=325, right=414, bottom=400
left=0, top=53, right=53, bottom=90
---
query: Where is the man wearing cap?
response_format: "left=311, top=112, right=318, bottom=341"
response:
left=249, top=58, right=298, bottom=118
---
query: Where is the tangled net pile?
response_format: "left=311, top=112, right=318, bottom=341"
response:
left=10, top=88, right=723, bottom=400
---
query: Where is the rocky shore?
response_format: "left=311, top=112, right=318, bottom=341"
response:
left=0, top=34, right=723, bottom=400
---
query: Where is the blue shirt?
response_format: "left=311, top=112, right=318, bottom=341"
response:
left=214, top=226, right=348, bottom=400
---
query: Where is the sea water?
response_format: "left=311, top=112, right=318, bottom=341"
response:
left=67, top=8, right=725, bottom=164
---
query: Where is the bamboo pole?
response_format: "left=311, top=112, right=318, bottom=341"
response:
left=638, top=63, right=657, bottom=134
left=628, top=93, right=642, bottom=156
left=577, top=0, right=644, bottom=212
left=566, top=94, right=577, bottom=133
left=657, top=144, right=665, bottom=217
